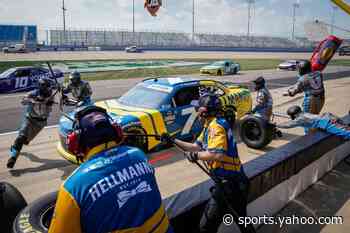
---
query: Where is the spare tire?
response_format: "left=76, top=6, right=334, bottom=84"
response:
left=0, top=182, right=27, bottom=233
left=239, top=114, right=274, bottom=149
left=13, top=192, right=58, bottom=233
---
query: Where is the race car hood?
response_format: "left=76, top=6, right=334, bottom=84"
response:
left=200, top=64, right=222, bottom=70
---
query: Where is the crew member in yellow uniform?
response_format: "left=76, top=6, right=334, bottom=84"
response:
left=49, top=105, right=173, bottom=233
left=162, top=94, right=255, bottom=233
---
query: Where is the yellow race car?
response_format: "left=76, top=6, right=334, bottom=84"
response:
left=200, top=60, right=240, bottom=76
left=57, top=77, right=252, bottom=164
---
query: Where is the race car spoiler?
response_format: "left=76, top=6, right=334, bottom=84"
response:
left=165, top=114, right=350, bottom=229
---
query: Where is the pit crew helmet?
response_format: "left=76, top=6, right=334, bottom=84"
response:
left=66, top=106, right=123, bottom=162
left=253, top=76, right=266, bottom=91
left=69, top=71, right=81, bottom=86
left=298, top=60, right=312, bottom=76
left=38, top=78, right=53, bottom=98
left=287, top=105, right=302, bottom=120
left=196, top=93, right=222, bottom=117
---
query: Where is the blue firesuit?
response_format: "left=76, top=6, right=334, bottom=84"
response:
left=252, top=87, right=273, bottom=121
left=277, top=112, right=350, bottom=140
left=49, top=143, right=173, bottom=233
left=288, top=71, right=325, bottom=133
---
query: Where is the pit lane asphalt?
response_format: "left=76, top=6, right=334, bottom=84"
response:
left=1, top=66, right=350, bottom=134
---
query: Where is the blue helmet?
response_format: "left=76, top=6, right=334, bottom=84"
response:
left=197, top=93, right=222, bottom=117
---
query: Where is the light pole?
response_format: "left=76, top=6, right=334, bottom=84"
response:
left=331, top=5, right=337, bottom=34
left=247, top=0, right=255, bottom=39
left=192, top=0, right=195, bottom=42
left=133, top=0, right=135, bottom=33
left=292, top=2, right=299, bottom=40
left=62, top=0, right=67, bottom=45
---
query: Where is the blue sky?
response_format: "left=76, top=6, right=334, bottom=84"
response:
left=0, top=0, right=349, bottom=40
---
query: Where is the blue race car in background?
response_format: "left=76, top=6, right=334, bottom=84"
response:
left=0, top=66, right=64, bottom=94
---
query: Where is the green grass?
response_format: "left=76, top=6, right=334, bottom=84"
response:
left=1, top=58, right=348, bottom=82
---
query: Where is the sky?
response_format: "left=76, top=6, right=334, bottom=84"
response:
left=0, top=0, right=349, bottom=40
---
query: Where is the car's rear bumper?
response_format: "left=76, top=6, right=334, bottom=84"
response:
left=200, top=70, right=217, bottom=75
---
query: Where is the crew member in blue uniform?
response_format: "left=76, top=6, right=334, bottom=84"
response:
left=62, top=71, right=92, bottom=106
left=49, top=106, right=173, bottom=233
left=284, top=60, right=325, bottom=133
left=277, top=105, right=350, bottom=140
left=252, top=76, right=273, bottom=121
left=162, top=94, right=255, bottom=233
left=7, top=78, right=55, bottom=168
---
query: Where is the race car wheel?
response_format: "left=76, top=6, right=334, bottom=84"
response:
left=0, top=182, right=27, bottom=233
left=239, top=114, right=274, bottom=149
left=13, top=192, right=57, bottom=233
left=123, top=126, right=148, bottom=152
left=233, top=68, right=238, bottom=74
left=217, top=70, right=222, bottom=76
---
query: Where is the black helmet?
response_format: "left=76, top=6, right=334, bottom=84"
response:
left=197, top=94, right=222, bottom=117
left=287, top=105, right=302, bottom=120
left=253, top=76, right=265, bottom=90
left=70, top=71, right=81, bottom=85
left=298, top=60, right=312, bottom=76
left=38, top=78, right=52, bottom=97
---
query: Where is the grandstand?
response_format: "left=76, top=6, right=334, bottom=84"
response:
left=0, top=25, right=37, bottom=48
left=48, top=29, right=314, bottom=49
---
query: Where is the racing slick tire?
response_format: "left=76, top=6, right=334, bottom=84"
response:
left=13, top=191, right=58, bottom=233
left=123, top=126, right=149, bottom=152
left=239, top=114, right=274, bottom=149
left=0, top=182, right=27, bottom=233
left=233, top=67, right=238, bottom=74
left=217, top=70, right=222, bottom=76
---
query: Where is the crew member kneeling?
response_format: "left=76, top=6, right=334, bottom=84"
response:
left=277, top=105, right=350, bottom=140
left=162, top=94, right=255, bottom=233
left=49, top=106, right=173, bottom=233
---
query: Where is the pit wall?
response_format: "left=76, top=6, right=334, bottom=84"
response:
left=167, top=115, right=350, bottom=232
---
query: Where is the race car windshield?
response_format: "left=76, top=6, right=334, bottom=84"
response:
left=212, top=61, right=225, bottom=66
left=0, top=68, right=16, bottom=79
left=118, top=85, right=169, bottom=109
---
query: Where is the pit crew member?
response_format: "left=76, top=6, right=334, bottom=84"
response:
left=49, top=106, right=173, bottom=233
left=283, top=60, right=325, bottom=133
left=7, top=78, right=55, bottom=169
left=63, top=71, right=92, bottom=105
left=277, top=105, right=350, bottom=140
left=252, top=76, right=273, bottom=121
left=162, top=94, right=255, bottom=233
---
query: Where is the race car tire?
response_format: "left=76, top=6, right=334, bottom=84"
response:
left=239, top=114, right=274, bottom=149
left=0, top=182, right=27, bottom=233
left=123, top=126, right=148, bottom=152
left=13, top=191, right=58, bottom=233
left=217, top=70, right=222, bottom=76
left=233, top=68, right=238, bottom=74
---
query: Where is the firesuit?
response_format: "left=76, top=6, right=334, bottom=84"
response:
left=63, top=71, right=92, bottom=105
left=7, top=79, right=54, bottom=168
left=252, top=77, right=273, bottom=121
left=277, top=111, right=350, bottom=140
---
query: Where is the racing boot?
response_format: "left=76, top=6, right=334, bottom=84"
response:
left=7, top=146, right=19, bottom=169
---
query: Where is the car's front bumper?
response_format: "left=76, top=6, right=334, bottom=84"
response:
left=57, top=139, right=80, bottom=165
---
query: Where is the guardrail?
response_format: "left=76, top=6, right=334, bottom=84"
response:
left=167, top=115, right=350, bottom=232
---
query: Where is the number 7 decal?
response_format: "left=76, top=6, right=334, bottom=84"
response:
left=181, top=107, right=198, bottom=135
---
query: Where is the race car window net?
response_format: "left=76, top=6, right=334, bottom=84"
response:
left=118, top=85, right=169, bottom=109
left=173, top=86, right=199, bottom=107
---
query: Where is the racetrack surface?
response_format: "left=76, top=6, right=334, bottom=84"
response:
left=0, top=51, right=349, bottom=62
left=1, top=66, right=349, bottom=133
left=0, top=69, right=349, bottom=206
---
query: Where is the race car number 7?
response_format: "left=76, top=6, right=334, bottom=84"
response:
left=181, top=107, right=198, bottom=135
left=15, top=77, right=28, bottom=89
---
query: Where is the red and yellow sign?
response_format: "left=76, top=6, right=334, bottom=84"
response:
left=310, top=35, right=343, bottom=72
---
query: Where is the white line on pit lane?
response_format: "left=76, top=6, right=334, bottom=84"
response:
left=0, top=93, right=26, bottom=99
left=0, top=124, right=58, bottom=136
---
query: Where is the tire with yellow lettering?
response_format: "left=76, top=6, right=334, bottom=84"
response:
left=13, top=191, right=58, bottom=233
left=0, top=182, right=27, bottom=233
left=239, top=114, right=273, bottom=149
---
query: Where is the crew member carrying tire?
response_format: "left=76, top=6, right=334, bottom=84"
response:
left=252, top=76, right=273, bottom=121
left=62, top=71, right=93, bottom=106
left=283, top=60, right=325, bottom=133
left=162, top=94, right=255, bottom=233
left=48, top=105, right=173, bottom=233
left=7, top=78, right=55, bottom=169
left=277, top=105, right=350, bottom=140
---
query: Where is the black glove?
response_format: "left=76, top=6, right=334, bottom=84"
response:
left=160, top=133, right=174, bottom=144
left=185, top=152, right=199, bottom=163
